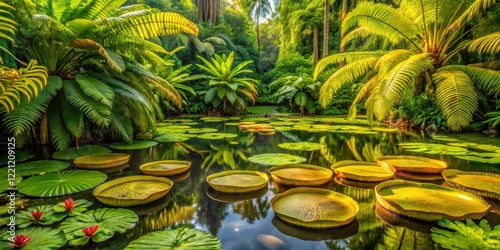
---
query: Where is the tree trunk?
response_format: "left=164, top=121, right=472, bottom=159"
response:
left=210, top=0, right=217, bottom=25
left=39, top=111, right=49, bottom=145
left=256, top=18, right=261, bottom=52
left=339, top=0, right=348, bottom=68
left=313, top=25, right=319, bottom=65
left=322, top=0, right=330, bottom=58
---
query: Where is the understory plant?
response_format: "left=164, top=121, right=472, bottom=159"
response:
left=197, top=51, right=260, bottom=115
left=431, top=219, right=500, bottom=250
left=269, top=74, right=321, bottom=115
left=314, top=0, right=500, bottom=131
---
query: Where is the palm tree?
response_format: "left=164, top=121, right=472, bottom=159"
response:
left=323, top=0, right=330, bottom=58
left=249, top=0, right=273, bottom=52
left=289, top=0, right=324, bottom=65
left=314, top=0, right=500, bottom=131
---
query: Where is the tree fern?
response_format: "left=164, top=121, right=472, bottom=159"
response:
left=2, top=76, right=62, bottom=135
left=70, top=39, right=125, bottom=72
left=441, top=65, right=500, bottom=95
left=468, top=32, right=500, bottom=54
left=434, top=70, right=478, bottom=131
left=313, top=51, right=386, bottom=80
left=61, top=94, right=84, bottom=137
left=48, top=95, right=71, bottom=150
left=110, top=105, right=133, bottom=143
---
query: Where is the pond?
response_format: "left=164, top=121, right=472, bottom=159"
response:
left=3, top=115, right=500, bottom=249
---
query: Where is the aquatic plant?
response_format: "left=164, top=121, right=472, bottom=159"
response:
left=125, top=227, right=221, bottom=249
left=51, top=145, right=111, bottom=160
left=0, top=227, right=67, bottom=250
left=16, top=205, right=65, bottom=228
left=9, top=160, right=69, bottom=176
left=74, top=153, right=130, bottom=169
left=109, top=140, right=158, bottom=150
left=431, top=219, right=500, bottom=250
left=247, top=153, right=307, bottom=166
left=53, top=198, right=92, bottom=217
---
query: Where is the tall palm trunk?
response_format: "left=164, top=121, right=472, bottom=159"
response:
left=339, top=0, right=348, bottom=68
left=40, top=111, right=49, bottom=145
left=256, top=17, right=261, bottom=52
left=322, top=0, right=330, bottom=58
left=313, top=25, right=319, bottom=65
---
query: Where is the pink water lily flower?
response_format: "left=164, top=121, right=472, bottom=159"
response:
left=30, top=210, right=42, bottom=220
left=8, top=234, right=33, bottom=248
left=82, top=225, right=99, bottom=238
left=64, top=198, right=77, bottom=212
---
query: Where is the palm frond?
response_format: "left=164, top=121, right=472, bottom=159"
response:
left=0, top=1, right=16, bottom=45
left=70, top=39, right=126, bottom=72
left=61, top=94, right=84, bottom=137
left=375, top=49, right=414, bottom=78
left=449, top=0, right=497, bottom=30
left=75, top=74, right=115, bottom=107
left=319, top=57, right=379, bottom=107
left=373, top=53, right=434, bottom=120
left=314, top=51, right=387, bottom=80
left=78, top=0, right=126, bottom=20
left=434, top=69, right=478, bottom=131
left=110, top=105, right=133, bottom=143
left=347, top=76, right=378, bottom=120
left=468, top=32, right=500, bottom=54
left=441, top=65, right=500, bottom=95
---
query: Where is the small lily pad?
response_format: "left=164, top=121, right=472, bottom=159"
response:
left=278, top=142, right=324, bottom=151
left=52, top=145, right=111, bottom=160
left=248, top=153, right=307, bottom=166
left=109, top=140, right=158, bottom=150
left=186, top=128, right=218, bottom=134
left=124, top=227, right=221, bottom=250
left=154, top=134, right=191, bottom=142
left=197, top=133, right=238, bottom=140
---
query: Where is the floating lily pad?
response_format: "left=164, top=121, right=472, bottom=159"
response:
left=268, top=164, right=333, bottom=186
left=186, top=128, right=218, bottom=134
left=93, top=176, right=173, bottom=207
left=0, top=175, right=21, bottom=192
left=278, top=142, right=324, bottom=151
left=271, top=187, right=359, bottom=229
left=109, top=140, right=158, bottom=150
left=18, top=170, right=107, bottom=197
left=454, top=155, right=500, bottom=164
left=272, top=215, right=359, bottom=241
left=154, top=133, right=191, bottom=142
left=74, top=153, right=130, bottom=169
left=258, top=129, right=275, bottom=135
left=52, top=145, right=111, bottom=160
left=394, top=171, right=443, bottom=182
left=442, top=170, right=500, bottom=200
left=331, top=161, right=394, bottom=182
left=375, top=180, right=490, bottom=221
left=16, top=204, right=66, bottom=228
left=140, top=160, right=191, bottom=176
left=333, top=177, right=379, bottom=189
left=270, top=121, right=296, bottom=126
left=274, top=126, right=293, bottom=131
left=200, top=117, right=229, bottom=122
left=398, top=143, right=468, bottom=155
left=378, top=155, right=447, bottom=174
left=207, top=170, right=269, bottom=193
left=0, top=151, right=33, bottom=165
left=224, top=122, right=240, bottom=126
left=431, top=135, right=458, bottom=142
left=4, top=160, right=69, bottom=177
left=197, top=133, right=238, bottom=140
left=60, top=208, right=138, bottom=246
left=124, top=227, right=221, bottom=250
left=248, top=154, right=306, bottom=166
left=0, top=227, right=67, bottom=250
left=156, top=125, right=191, bottom=130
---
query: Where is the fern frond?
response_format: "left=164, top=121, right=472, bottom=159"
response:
left=79, top=0, right=126, bottom=20
left=314, top=51, right=387, bottom=80
left=61, top=94, right=84, bottom=137
left=434, top=70, right=477, bottom=131
left=348, top=76, right=378, bottom=120
left=48, top=97, right=71, bottom=150
left=75, top=74, right=115, bottom=107
left=63, top=80, right=111, bottom=127
left=319, top=57, right=379, bottom=107
left=441, top=65, right=500, bottom=95
left=449, top=0, right=497, bottom=30
left=70, top=39, right=126, bottom=72
left=468, top=32, right=500, bottom=54
left=110, top=105, right=133, bottom=143
left=375, top=49, right=414, bottom=77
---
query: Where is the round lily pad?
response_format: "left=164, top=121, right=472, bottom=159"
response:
left=74, top=153, right=130, bottom=169
left=93, top=175, right=173, bottom=207
left=0, top=227, right=67, bottom=250
left=109, top=140, right=158, bottom=150
left=442, top=170, right=500, bottom=200
left=375, top=180, right=490, bottom=221
left=378, top=155, right=447, bottom=174
left=268, top=164, right=333, bottom=186
left=398, top=143, right=468, bottom=155
left=140, top=160, right=191, bottom=176
left=154, top=134, right=191, bottom=142
left=200, top=117, right=229, bottom=122
left=186, top=128, right=218, bottom=134
left=371, top=126, right=399, bottom=132
left=7, top=160, right=69, bottom=176
left=271, top=187, right=359, bottom=229
left=0, top=151, right=33, bottom=165
left=278, top=142, right=324, bottom=151
left=197, top=133, right=238, bottom=140
left=454, top=155, right=500, bottom=164
left=52, top=145, right=111, bottom=160
left=331, top=161, right=394, bottom=182
left=247, top=153, right=307, bottom=166
left=207, top=170, right=269, bottom=193
left=431, top=135, right=458, bottom=142
left=224, top=122, right=240, bottom=126
left=60, top=208, right=138, bottom=246
left=124, top=227, right=221, bottom=250
left=18, top=170, right=107, bottom=197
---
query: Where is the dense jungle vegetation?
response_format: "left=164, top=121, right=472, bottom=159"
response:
left=1, top=0, right=499, bottom=150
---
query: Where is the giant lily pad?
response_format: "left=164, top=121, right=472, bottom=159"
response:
left=207, top=170, right=269, bottom=193
left=124, top=227, right=221, bottom=250
left=271, top=187, right=359, bottom=229
left=331, top=161, right=394, bottom=182
left=74, top=153, right=130, bottom=169
left=18, top=170, right=107, bottom=197
left=377, top=155, right=447, bottom=174
left=11, top=160, right=70, bottom=176
left=278, top=142, right=324, bottom=151
left=268, top=164, right=332, bottom=186
left=140, top=160, right=191, bottom=176
left=197, top=133, right=238, bottom=140
left=442, top=170, right=500, bottom=200
left=375, top=180, right=490, bottom=221
left=52, top=145, right=111, bottom=160
left=0, top=227, right=67, bottom=250
left=109, top=140, right=158, bottom=150
left=60, top=208, right=138, bottom=246
left=0, top=151, right=33, bottom=165
left=207, top=187, right=268, bottom=203
left=93, top=176, right=173, bottom=207
left=272, top=216, right=359, bottom=241
left=398, top=143, right=468, bottom=155
left=248, top=154, right=306, bottom=166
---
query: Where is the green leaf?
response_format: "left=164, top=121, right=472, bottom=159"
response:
left=75, top=74, right=115, bottom=107
left=204, top=88, right=217, bottom=103
left=124, top=227, right=221, bottom=250
left=60, top=208, right=138, bottom=245
left=15, top=205, right=66, bottom=228
left=217, top=87, right=226, bottom=99
left=11, top=160, right=69, bottom=177
left=17, top=170, right=107, bottom=197
left=294, top=92, right=307, bottom=106
left=63, top=80, right=112, bottom=127
left=109, top=140, right=158, bottom=150
left=431, top=219, right=500, bottom=250
left=226, top=88, right=237, bottom=104
left=0, top=227, right=67, bottom=250
left=52, top=145, right=112, bottom=160
left=48, top=97, right=71, bottom=150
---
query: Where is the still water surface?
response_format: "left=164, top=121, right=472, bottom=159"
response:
left=29, top=117, right=500, bottom=249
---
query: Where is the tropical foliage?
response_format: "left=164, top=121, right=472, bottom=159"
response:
left=431, top=219, right=500, bottom=250
left=269, top=74, right=322, bottom=115
left=197, top=51, right=260, bottom=114
left=314, top=0, right=500, bottom=131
